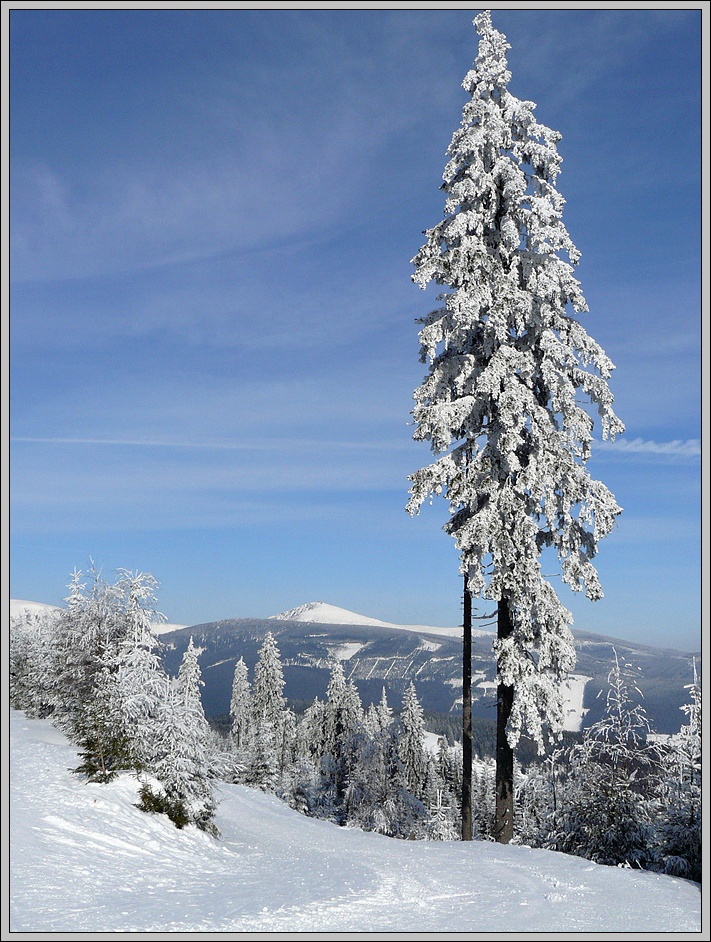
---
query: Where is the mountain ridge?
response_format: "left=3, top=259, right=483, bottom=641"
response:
left=159, top=614, right=697, bottom=735
left=11, top=598, right=698, bottom=735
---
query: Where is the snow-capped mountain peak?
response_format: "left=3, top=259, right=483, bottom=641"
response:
left=268, top=600, right=474, bottom=639
left=269, top=601, right=393, bottom=628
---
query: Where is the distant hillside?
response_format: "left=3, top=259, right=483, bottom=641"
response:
left=159, top=607, right=698, bottom=736
left=11, top=597, right=696, bottom=736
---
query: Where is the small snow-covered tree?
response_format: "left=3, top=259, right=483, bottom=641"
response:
left=52, top=566, right=138, bottom=779
left=399, top=682, right=427, bottom=800
left=653, top=664, right=701, bottom=881
left=244, top=720, right=279, bottom=792
left=252, top=633, right=286, bottom=726
left=112, top=570, right=167, bottom=771
left=407, top=10, right=623, bottom=842
left=544, top=651, right=657, bottom=867
left=298, top=696, right=327, bottom=764
left=229, top=657, right=252, bottom=751
left=9, top=606, right=60, bottom=718
left=246, top=633, right=287, bottom=790
left=275, top=707, right=298, bottom=783
left=175, top=637, right=215, bottom=774
left=140, top=668, right=217, bottom=833
left=51, top=565, right=120, bottom=741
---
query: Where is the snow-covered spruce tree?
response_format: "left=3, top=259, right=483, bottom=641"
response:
left=407, top=10, right=623, bottom=843
left=275, top=706, right=298, bottom=783
left=298, top=696, right=328, bottom=765
left=319, top=660, right=365, bottom=823
left=54, top=567, right=137, bottom=780
left=229, top=657, right=252, bottom=752
left=140, top=669, right=217, bottom=834
left=252, top=632, right=286, bottom=727
left=246, top=633, right=286, bottom=790
left=398, top=682, right=428, bottom=801
left=176, top=637, right=219, bottom=777
left=112, top=570, right=168, bottom=773
left=51, top=567, right=116, bottom=740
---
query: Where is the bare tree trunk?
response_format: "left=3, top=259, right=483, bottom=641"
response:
left=494, top=596, right=514, bottom=843
left=462, top=574, right=473, bottom=841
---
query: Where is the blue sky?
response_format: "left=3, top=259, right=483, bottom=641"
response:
left=9, top=7, right=703, bottom=651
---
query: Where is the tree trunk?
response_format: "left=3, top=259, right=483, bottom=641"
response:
left=461, top=574, right=473, bottom=841
left=494, top=596, right=514, bottom=843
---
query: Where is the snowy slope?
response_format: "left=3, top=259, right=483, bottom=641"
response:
left=148, top=620, right=189, bottom=636
left=560, top=674, right=592, bottom=733
left=10, top=599, right=60, bottom=619
left=270, top=600, right=485, bottom=639
left=271, top=600, right=395, bottom=626
left=10, top=710, right=701, bottom=934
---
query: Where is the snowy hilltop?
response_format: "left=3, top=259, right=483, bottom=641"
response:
left=270, top=600, right=396, bottom=627
left=270, top=600, right=476, bottom=639
left=10, top=597, right=186, bottom=636
left=10, top=710, right=701, bottom=934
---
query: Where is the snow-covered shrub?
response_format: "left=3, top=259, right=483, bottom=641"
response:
left=533, top=652, right=659, bottom=867
left=652, top=666, right=701, bottom=882
left=10, top=606, right=60, bottom=718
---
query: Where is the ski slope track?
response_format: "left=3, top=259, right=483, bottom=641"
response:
left=10, top=711, right=701, bottom=934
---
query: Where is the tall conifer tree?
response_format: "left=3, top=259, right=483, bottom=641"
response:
left=407, top=10, right=623, bottom=842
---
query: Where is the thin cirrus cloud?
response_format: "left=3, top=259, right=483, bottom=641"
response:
left=595, top=437, right=701, bottom=459
left=11, top=80, right=403, bottom=287
left=12, top=434, right=700, bottom=461
left=11, top=156, right=350, bottom=284
left=10, top=16, right=452, bottom=287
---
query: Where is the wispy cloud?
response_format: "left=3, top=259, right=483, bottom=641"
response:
left=12, top=434, right=701, bottom=460
left=10, top=436, right=411, bottom=453
left=597, top=437, right=701, bottom=459
left=9, top=13, right=459, bottom=286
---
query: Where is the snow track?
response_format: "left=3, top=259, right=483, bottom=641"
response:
left=10, top=711, right=701, bottom=933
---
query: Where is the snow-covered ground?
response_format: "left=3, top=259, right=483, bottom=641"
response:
left=10, top=710, right=701, bottom=934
